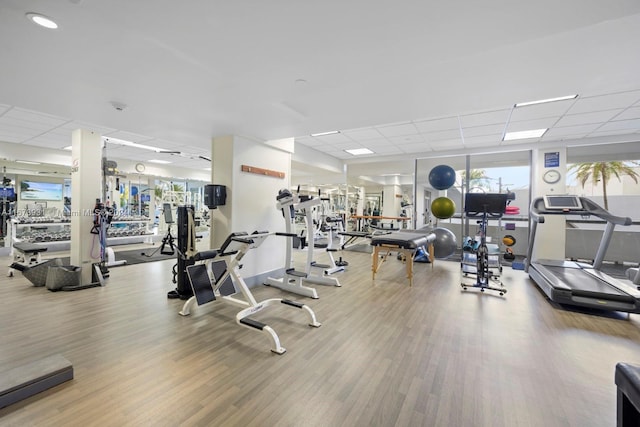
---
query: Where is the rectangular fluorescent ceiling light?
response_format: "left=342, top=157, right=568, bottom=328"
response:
left=148, top=159, right=172, bottom=164
left=515, top=94, right=578, bottom=107
left=103, top=136, right=167, bottom=152
left=503, top=128, right=547, bottom=141
left=15, top=160, right=41, bottom=165
left=311, top=130, right=340, bottom=137
left=63, top=145, right=72, bottom=150
left=345, top=148, right=374, bottom=156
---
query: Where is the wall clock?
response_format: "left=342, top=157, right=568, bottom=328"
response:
left=135, top=163, right=146, bottom=173
left=543, top=169, right=561, bottom=184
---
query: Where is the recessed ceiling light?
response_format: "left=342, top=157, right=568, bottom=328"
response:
left=311, top=130, right=340, bottom=137
left=25, top=13, right=59, bottom=29
left=345, top=148, right=374, bottom=156
left=16, top=160, right=42, bottom=165
left=63, top=145, right=72, bottom=150
left=503, top=129, right=548, bottom=141
left=514, top=94, right=578, bottom=108
left=148, top=159, right=172, bottom=164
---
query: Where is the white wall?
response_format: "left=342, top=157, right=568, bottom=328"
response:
left=212, top=135, right=291, bottom=280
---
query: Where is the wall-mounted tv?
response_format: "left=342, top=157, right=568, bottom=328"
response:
left=20, top=181, right=64, bottom=201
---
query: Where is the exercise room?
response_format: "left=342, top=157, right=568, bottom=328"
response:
left=1, top=2, right=640, bottom=426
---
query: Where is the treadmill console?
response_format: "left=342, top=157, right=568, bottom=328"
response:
left=543, top=195, right=583, bottom=211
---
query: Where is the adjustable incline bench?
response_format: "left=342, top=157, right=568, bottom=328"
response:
left=370, top=231, right=436, bottom=286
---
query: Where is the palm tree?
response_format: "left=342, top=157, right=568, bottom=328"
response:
left=459, top=169, right=490, bottom=191
left=569, top=161, right=639, bottom=210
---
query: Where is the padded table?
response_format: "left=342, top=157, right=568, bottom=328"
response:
left=370, top=231, right=435, bottom=286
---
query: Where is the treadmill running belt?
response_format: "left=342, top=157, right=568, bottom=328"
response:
left=546, top=265, right=635, bottom=303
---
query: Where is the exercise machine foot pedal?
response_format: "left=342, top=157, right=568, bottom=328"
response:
left=281, top=299, right=303, bottom=309
left=310, top=262, right=330, bottom=269
left=239, top=317, right=266, bottom=330
left=286, top=268, right=307, bottom=278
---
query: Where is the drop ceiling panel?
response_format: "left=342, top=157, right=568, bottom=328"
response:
left=567, top=91, right=640, bottom=114
left=414, top=117, right=459, bottom=133
left=26, top=134, right=73, bottom=149
left=461, top=123, right=505, bottom=138
left=375, top=123, right=419, bottom=137
left=0, top=129, right=40, bottom=143
left=400, top=143, right=432, bottom=153
left=464, top=134, right=503, bottom=145
left=555, top=109, right=624, bottom=127
left=594, top=118, right=640, bottom=132
left=63, top=121, right=118, bottom=136
left=0, top=116, right=64, bottom=134
left=543, top=124, right=600, bottom=138
left=5, top=107, right=71, bottom=127
left=506, top=117, right=560, bottom=132
left=0, top=104, right=10, bottom=115
left=612, top=106, right=640, bottom=121
left=423, top=129, right=461, bottom=142
left=459, top=109, right=510, bottom=128
left=368, top=145, right=405, bottom=155
left=358, top=138, right=393, bottom=148
left=509, top=100, right=574, bottom=122
left=341, top=128, right=385, bottom=140
left=389, top=134, right=425, bottom=145
left=430, top=139, right=464, bottom=151
left=104, top=130, right=156, bottom=143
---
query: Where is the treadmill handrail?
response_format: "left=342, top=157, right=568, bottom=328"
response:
left=530, top=197, right=632, bottom=226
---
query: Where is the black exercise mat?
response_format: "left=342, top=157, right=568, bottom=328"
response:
left=50, top=248, right=176, bottom=266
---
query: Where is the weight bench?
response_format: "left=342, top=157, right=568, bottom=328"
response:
left=370, top=231, right=436, bottom=286
left=0, top=354, right=73, bottom=409
left=8, top=242, right=49, bottom=277
left=616, top=362, right=640, bottom=426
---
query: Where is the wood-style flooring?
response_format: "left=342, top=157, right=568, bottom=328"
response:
left=1, top=247, right=639, bottom=426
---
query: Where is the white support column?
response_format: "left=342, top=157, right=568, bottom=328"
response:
left=531, top=148, right=567, bottom=261
left=70, top=129, right=103, bottom=285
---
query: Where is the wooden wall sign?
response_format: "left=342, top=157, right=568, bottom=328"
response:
left=241, top=164, right=285, bottom=179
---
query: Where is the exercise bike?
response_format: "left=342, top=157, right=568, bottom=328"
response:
left=461, top=193, right=508, bottom=296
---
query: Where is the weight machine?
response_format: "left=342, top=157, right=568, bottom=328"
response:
left=179, top=231, right=321, bottom=354
left=266, top=188, right=341, bottom=299
left=461, top=193, right=508, bottom=295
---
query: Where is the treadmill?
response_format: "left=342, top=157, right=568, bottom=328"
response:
left=526, top=195, right=640, bottom=313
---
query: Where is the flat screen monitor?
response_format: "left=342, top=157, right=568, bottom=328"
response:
left=20, top=181, right=63, bottom=201
left=543, top=195, right=583, bottom=210
left=464, top=193, right=508, bottom=215
left=186, top=264, right=216, bottom=305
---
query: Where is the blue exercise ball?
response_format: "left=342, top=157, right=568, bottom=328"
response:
left=429, top=165, right=456, bottom=190
left=431, top=227, right=457, bottom=259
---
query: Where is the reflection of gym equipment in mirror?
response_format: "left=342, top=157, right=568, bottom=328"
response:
left=461, top=193, right=508, bottom=295
left=179, top=231, right=321, bottom=354
left=266, top=188, right=342, bottom=299
left=141, top=203, right=176, bottom=258
left=526, top=195, right=640, bottom=313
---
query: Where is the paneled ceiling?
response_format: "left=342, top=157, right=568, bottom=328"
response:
left=1, top=1, right=639, bottom=182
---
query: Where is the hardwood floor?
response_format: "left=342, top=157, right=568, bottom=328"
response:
left=1, top=247, right=639, bottom=426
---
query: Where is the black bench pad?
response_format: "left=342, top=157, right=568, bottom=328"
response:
left=371, top=232, right=432, bottom=249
